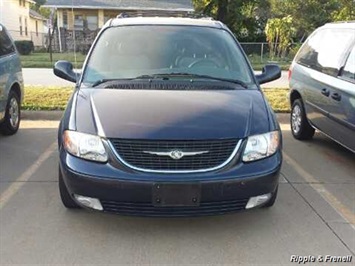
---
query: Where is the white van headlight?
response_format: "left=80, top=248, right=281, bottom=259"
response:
left=242, top=131, right=280, bottom=162
left=63, top=130, right=108, bottom=162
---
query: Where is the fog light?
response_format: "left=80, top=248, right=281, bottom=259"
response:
left=245, top=193, right=271, bottom=209
left=74, top=194, right=103, bottom=211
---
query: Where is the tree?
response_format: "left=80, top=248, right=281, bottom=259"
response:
left=332, top=0, right=355, bottom=21
left=193, top=0, right=271, bottom=41
left=32, top=0, right=46, bottom=10
left=31, top=0, right=50, bottom=18
left=265, top=16, right=295, bottom=59
left=269, top=0, right=339, bottom=41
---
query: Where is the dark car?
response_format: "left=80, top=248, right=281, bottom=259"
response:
left=0, top=24, right=24, bottom=135
left=54, top=17, right=282, bottom=216
left=289, top=22, right=355, bottom=152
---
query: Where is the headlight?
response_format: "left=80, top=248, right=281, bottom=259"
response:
left=242, top=131, right=280, bottom=162
left=63, top=130, right=108, bottom=162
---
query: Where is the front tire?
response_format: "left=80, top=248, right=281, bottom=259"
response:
left=0, top=91, right=21, bottom=135
left=291, top=99, right=315, bottom=140
left=59, top=166, right=80, bottom=209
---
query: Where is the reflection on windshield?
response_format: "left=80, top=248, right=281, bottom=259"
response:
left=83, top=25, right=253, bottom=85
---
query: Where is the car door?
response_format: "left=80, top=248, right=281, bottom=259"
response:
left=0, top=26, right=7, bottom=120
left=0, top=25, right=18, bottom=121
left=293, top=28, right=355, bottom=139
left=328, top=43, right=355, bottom=151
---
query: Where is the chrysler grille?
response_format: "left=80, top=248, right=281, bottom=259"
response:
left=109, top=139, right=240, bottom=172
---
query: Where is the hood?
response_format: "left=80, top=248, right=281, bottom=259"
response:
left=74, top=89, right=270, bottom=140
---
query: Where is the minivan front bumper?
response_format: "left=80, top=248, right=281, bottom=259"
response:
left=59, top=150, right=281, bottom=217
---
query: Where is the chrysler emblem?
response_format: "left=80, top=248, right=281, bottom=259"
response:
left=143, top=150, right=209, bottom=160
left=169, top=150, right=184, bottom=160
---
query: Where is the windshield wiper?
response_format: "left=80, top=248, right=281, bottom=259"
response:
left=139, top=73, right=248, bottom=88
left=91, top=75, right=158, bottom=87
left=91, top=73, right=248, bottom=88
left=91, top=79, right=121, bottom=87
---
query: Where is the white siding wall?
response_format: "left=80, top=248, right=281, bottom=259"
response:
left=29, top=17, right=45, bottom=46
left=0, top=0, right=32, bottom=40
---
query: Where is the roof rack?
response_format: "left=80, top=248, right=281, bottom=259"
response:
left=116, top=12, right=213, bottom=20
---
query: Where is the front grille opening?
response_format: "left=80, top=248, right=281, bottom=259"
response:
left=101, top=198, right=249, bottom=216
left=109, top=139, right=239, bottom=172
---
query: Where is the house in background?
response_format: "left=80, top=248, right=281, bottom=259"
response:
left=0, top=0, right=47, bottom=47
left=0, top=0, right=35, bottom=40
left=29, top=9, right=47, bottom=47
left=42, top=0, right=194, bottom=52
left=43, top=0, right=194, bottom=31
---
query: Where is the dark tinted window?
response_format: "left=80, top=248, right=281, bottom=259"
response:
left=296, top=29, right=355, bottom=77
left=341, top=44, right=355, bottom=81
left=0, top=26, right=15, bottom=56
left=83, top=25, right=253, bottom=85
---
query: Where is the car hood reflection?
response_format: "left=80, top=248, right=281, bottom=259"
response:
left=75, top=89, right=270, bottom=140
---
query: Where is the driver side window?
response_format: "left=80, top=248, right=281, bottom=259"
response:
left=0, top=27, right=15, bottom=57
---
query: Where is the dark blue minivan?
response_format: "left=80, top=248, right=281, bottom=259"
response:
left=0, top=24, right=24, bottom=135
left=289, top=22, right=355, bottom=152
left=54, top=17, right=282, bottom=216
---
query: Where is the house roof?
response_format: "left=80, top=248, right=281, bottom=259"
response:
left=29, top=9, right=47, bottom=21
left=43, top=0, right=194, bottom=11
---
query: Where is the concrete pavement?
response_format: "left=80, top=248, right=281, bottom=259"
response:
left=0, top=120, right=354, bottom=265
left=23, top=68, right=289, bottom=88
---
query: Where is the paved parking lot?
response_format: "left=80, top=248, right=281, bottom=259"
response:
left=0, top=118, right=354, bottom=265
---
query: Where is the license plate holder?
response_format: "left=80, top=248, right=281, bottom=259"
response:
left=152, top=183, right=201, bottom=207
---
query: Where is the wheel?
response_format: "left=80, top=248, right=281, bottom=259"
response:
left=262, top=186, right=278, bottom=208
left=0, top=91, right=21, bottom=135
left=59, top=166, right=80, bottom=209
left=290, top=99, right=315, bottom=140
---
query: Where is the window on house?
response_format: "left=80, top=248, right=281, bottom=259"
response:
left=86, top=15, right=98, bottom=31
left=36, top=21, right=38, bottom=36
left=25, top=18, right=28, bottom=36
left=23, top=0, right=25, bottom=7
left=63, top=11, right=68, bottom=29
left=19, top=0, right=21, bottom=7
left=74, top=15, right=84, bottom=30
left=19, top=16, right=23, bottom=35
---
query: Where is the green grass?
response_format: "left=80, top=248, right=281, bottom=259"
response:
left=23, top=86, right=74, bottom=110
left=23, top=86, right=290, bottom=112
left=21, top=52, right=290, bottom=70
left=262, top=88, right=290, bottom=113
left=20, top=53, right=85, bottom=68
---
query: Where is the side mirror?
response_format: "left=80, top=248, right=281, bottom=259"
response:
left=256, top=64, right=281, bottom=85
left=53, top=60, right=78, bottom=83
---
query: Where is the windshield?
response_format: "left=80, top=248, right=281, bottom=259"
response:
left=82, top=25, right=254, bottom=86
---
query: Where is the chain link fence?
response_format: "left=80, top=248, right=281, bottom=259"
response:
left=240, top=42, right=302, bottom=63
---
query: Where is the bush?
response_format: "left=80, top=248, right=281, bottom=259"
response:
left=14, top=40, right=34, bottom=55
left=34, top=47, right=47, bottom=53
